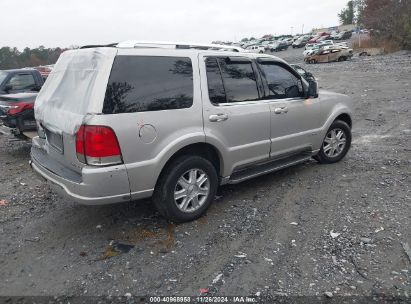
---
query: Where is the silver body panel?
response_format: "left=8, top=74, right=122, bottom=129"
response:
left=31, top=48, right=353, bottom=205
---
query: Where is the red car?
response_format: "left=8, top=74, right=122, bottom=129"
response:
left=0, top=92, right=37, bottom=139
left=308, top=32, right=330, bottom=44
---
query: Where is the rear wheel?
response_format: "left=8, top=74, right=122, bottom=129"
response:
left=338, top=56, right=347, bottom=62
left=314, top=120, right=351, bottom=164
left=153, top=155, right=218, bottom=223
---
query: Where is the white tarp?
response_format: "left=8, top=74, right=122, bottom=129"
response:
left=35, top=47, right=117, bottom=135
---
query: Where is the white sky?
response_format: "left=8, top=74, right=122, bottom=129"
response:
left=2, top=0, right=348, bottom=50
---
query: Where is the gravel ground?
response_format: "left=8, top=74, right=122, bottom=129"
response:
left=0, top=47, right=410, bottom=301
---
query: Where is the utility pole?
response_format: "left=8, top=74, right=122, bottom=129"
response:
left=302, top=24, right=304, bottom=34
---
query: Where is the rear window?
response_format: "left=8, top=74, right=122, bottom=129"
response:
left=205, top=57, right=259, bottom=104
left=103, top=56, right=193, bottom=114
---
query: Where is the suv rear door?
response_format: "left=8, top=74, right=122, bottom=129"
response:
left=199, top=54, right=271, bottom=176
left=256, top=59, right=321, bottom=158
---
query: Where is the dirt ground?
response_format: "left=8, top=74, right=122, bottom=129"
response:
left=0, top=47, right=410, bottom=301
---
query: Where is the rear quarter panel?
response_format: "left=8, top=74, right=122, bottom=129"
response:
left=86, top=49, right=205, bottom=199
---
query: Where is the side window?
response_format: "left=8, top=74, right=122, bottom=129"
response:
left=103, top=56, right=193, bottom=114
left=258, top=63, right=303, bottom=99
left=8, top=74, right=36, bottom=90
left=205, top=58, right=226, bottom=103
left=218, top=58, right=259, bottom=103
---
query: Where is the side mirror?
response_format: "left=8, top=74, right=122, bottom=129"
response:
left=4, top=84, right=12, bottom=93
left=303, top=78, right=318, bottom=98
left=307, top=80, right=319, bottom=98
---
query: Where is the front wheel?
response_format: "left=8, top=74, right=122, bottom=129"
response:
left=153, top=155, right=218, bottom=223
left=314, top=120, right=351, bottom=164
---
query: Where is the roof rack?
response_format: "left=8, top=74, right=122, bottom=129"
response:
left=80, top=43, right=118, bottom=49
left=115, top=40, right=244, bottom=52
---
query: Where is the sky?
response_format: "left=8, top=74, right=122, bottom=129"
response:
left=2, top=0, right=348, bottom=50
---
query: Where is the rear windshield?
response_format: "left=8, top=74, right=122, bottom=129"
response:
left=103, top=56, right=193, bottom=114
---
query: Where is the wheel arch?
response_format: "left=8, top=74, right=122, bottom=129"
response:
left=335, top=113, right=352, bottom=128
left=155, top=142, right=224, bottom=188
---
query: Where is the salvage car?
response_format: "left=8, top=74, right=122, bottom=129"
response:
left=0, top=69, right=44, bottom=95
left=305, top=48, right=353, bottom=63
left=31, top=41, right=353, bottom=222
left=335, top=31, right=353, bottom=40
left=292, top=36, right=310, bottom=48
left=245, top=44, right=265, bottom=53
left=0, top=92, right=38, bottom=139
left=269, top=41, right=288, bottom=52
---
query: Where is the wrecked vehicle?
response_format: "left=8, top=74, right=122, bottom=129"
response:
left=305, top=48, right=353, bottom=63
left=269, top=41, right=288, bottom=52
left=31, top=42, right=353, bottom=223
left=0, top=69, right=44, bottom=95
left=0, top=92, right=38, bottom=140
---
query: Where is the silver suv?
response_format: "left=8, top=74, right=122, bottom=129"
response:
left=31, top=41, right=353, bottom=222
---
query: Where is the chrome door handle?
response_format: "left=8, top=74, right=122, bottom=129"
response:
left=274, top=107, right=288, bottom=114
left=209, top=113, right=228, bottom=122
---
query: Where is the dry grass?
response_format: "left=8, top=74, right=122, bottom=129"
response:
left=351, top=36, right=403, bottom=53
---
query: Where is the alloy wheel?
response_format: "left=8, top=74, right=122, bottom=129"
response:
left=174, top=169, right=210, bottom=213
left=323, top=128, right=347, bottom=158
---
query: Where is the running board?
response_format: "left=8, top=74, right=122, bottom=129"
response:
left=228, top=152, right=312, bottom=184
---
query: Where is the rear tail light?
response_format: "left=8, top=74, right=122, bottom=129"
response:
left=75, top=125, right=123, bottom=166
left=0, top=102, right=34, bottom=115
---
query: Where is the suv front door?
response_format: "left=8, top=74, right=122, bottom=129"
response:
left=256, top=59, right=321, bottom=158
left=199, top=55, right=271, bottom=177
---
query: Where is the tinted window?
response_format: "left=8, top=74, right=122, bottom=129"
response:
left=218, top=58, right=259, bottom=103
left=205, top=58, right=226, bottom=103
left=103, top=56, right=193, bottom=114
left=258, top=63, right=303, bottom=99
left=8, top=74, right=36, bottom=90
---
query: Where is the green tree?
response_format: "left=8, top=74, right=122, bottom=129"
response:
left=339, top=1, right=355, bottom=25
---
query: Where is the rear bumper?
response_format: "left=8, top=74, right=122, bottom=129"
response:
left=30, top=145, right=135, bottom=205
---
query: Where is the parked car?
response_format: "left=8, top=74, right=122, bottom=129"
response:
left=269, top=41, right=288, bottom=52
left=31, top=42, right=353, bottom=222
left=329, top=31, right=340, bottom=40
left=305, top=48, right=354, bottom=63
left=292, top=36, right=310, bottom=48
left=282, top=38, right=294, bottom=45
left=335, top=31, right=353, bottom=40
left=0, top=69, right=44, bottom=95
left=308, top=32, right=329, bottom=43
left=245, top=44, right=265, bottom=53
left=303, top=42, right=333, bottom=57
left=0, top=92, right=38, bottom=139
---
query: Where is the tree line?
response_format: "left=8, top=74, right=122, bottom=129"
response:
left=0, top=46, right=66, bottom=70
left=339, top=0, right=411, bottom=49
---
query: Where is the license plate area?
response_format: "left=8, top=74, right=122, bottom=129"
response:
left=45, top=128, right=64, bottom=153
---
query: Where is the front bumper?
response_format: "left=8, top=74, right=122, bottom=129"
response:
left=30, top=146, right=133, bottom=205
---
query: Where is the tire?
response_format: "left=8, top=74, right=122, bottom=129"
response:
left=152, top=155, right=218, bottom=223
left=314, top=120, right=351, bottom=164
left=338, top=56, right=347, bottom=62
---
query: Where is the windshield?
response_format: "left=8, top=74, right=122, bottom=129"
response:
left=0, top=71, right=9, bottom=85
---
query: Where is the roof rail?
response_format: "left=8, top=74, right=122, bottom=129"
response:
left=116, top=40, right=245, bottom=52
left=80, top=43, right=118, bottom=49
